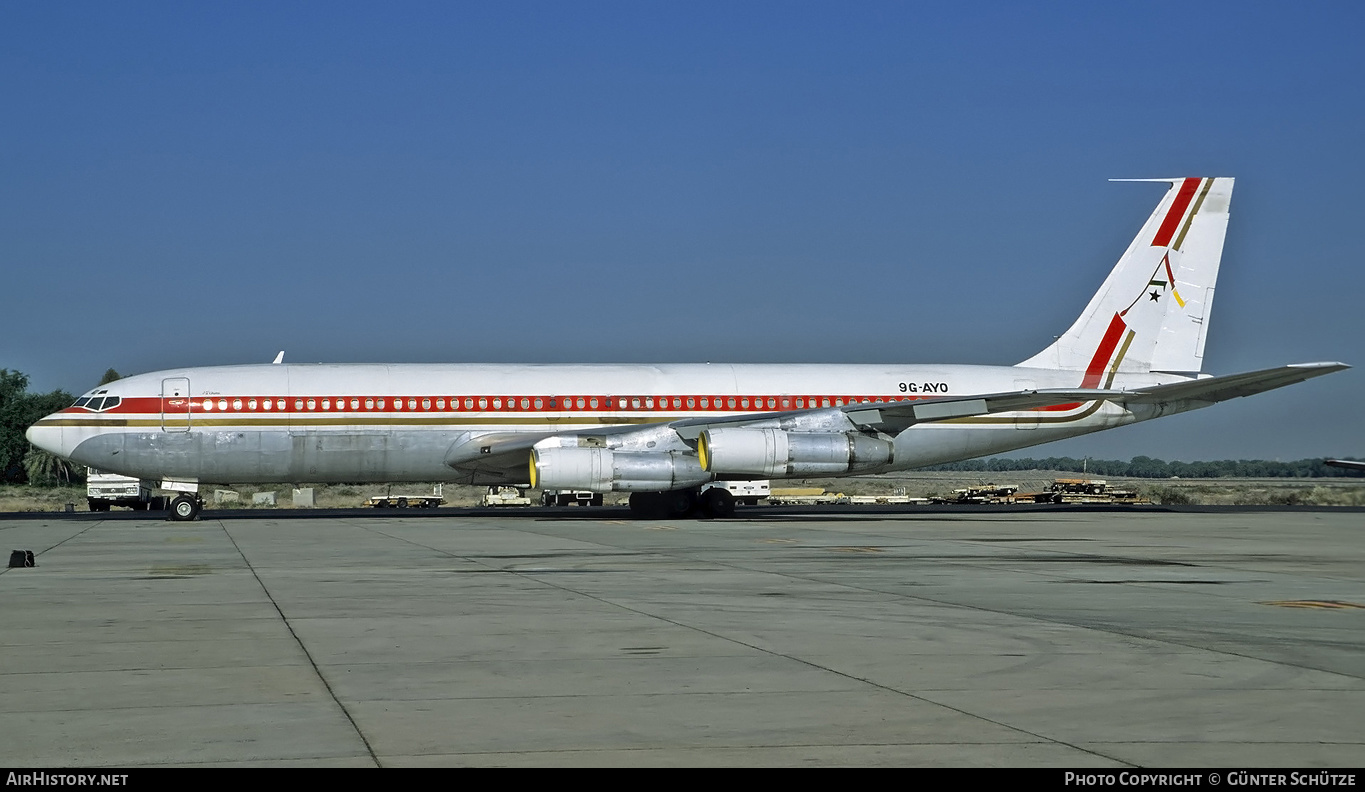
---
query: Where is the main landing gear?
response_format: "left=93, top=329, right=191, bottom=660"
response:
left=168, top=494, right=204, bottom=522
left=628, top=487, right=735, bottom=519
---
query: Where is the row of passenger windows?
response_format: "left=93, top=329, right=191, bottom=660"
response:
left=190, top=395, right=893, bottom=412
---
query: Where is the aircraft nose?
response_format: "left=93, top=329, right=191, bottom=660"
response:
left=25, top=420, right=66, bottom=458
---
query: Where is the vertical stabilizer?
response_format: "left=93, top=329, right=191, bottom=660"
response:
left=1018, top=177, right=1233, bottom=380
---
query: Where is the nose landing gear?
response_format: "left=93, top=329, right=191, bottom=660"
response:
left=168, top=494, right=203, bottom=522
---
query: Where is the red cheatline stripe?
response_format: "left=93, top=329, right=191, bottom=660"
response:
left=1081, top=313, right=1128, bottom=389
left=1151, top=178, right=1202, bottom=247
left=1163, top=253, right=1177, bottom=284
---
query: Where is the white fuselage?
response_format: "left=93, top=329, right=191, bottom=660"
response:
left=28, top=362, right=1185, bottom=486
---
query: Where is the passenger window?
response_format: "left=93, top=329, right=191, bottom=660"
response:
left=822, top=398, right=831, bottom=408
left=263, top=400, right=272, bottom=411
left=493, top=398, right=502, bottom=409
left=672, top=397, right=681, bottom=408
left=577, top=397, right=585, bottom=409
left=322, top=400, right=330, bottom=410
left=352, top=398, right=360, bottom=410
left=740, top=398, right=749, bottom=409
left=465, top=398, right=474, bottom=409
left=520, top=398, right=529, bottom=410
left=435, top=399, right=444, bottom=410
left=422, top=398, right=431, bottom=410
left=631, top=398, right=640, bottom=409
left=727, top=398, right=736, bottom=409
left=365, top=399, right=374, bottom=410
left=218, top=399, right=228, bottom=411
left=203, top=399, right=214, bottom=411
left=233, top=399, right=243, bottom=410
left=247, top=399, right=257, bottom=410
left=294, top=399, right=303, bottom=411
left=534, top=398, right=543, bottom=409
left=686, top=397, right=694, bottom=409
left=644, top=397, right=654, bottom=409
left=792, top=398, right=800, bottom=408
left=277, top=400, right=285, bottom=410
left=767, top=398, right=776, bottom=408
left=589, top=397, right=598, bottom=409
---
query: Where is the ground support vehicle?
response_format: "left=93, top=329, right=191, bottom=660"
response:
left=86, top=469, right=167, bottom=512
left=541, top=489, right=604, bottom=507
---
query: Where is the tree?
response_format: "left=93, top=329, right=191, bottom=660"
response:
left=23, top=447, right=82, bottom=486
left=98, top=368, right=121, bottom=385
left=0, top=369, right=77, bottom=483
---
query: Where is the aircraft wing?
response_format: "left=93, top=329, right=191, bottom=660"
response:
left=1120, top=362, right=1349, bottom=406
left=448, top=389, right=1128, bottom=479
left=444, top=365, right=1347, bottom=482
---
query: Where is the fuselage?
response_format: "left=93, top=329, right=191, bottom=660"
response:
left=27, top=362, right=1184, bottom=486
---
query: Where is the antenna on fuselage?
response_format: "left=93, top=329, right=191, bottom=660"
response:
left=272, top=351, right=285, bottom=364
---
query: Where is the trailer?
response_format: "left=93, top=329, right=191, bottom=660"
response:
left=365, top=484, right=444, bottom=509
left=930, top=484, right=1018, bottom=505
left=1032, top=479, right=1151, bottom=504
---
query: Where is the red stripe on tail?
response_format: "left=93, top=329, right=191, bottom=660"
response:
left=1081, top=313, right=1128, bottom=389
left=1151, top=178, right=1201, bottom=247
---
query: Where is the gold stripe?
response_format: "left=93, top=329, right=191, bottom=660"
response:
left=1171, top=287, right=1186, bottom=308
left=939, top=399, right=1106, bottom=425
left=1103, top=330, right=1137, bottom=389
left=1172, top=178, right=1212, bottom=251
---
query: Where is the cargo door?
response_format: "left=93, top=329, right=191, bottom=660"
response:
left=161, top=378, right=191, bottom=432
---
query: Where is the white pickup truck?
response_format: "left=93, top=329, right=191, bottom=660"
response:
left=86, top=468, right=167, bottom=512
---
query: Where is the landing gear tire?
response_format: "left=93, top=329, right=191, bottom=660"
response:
left=169, top=495, right=201, bottom=522
left=700, top=488, right=736, bottom=519
left=663, top=490, right=697, bottom=518
left=628, top=492, right=666, bottom=518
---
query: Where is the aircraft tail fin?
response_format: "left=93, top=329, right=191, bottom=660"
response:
left=1018, top=177, right=1233, bottom=382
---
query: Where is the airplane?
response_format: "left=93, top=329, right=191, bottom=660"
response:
left=26, top=177, right=1348, bottom=521
left=1325, top=459, right=1365, bottom=472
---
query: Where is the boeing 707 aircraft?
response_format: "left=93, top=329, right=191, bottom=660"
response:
left=27, top=177, right=1348, bottom=520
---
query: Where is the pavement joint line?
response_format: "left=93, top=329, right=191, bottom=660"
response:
left=0, top=518, right=104, bottom=576
left=216, top=518, right=381, bottom=768
left=345, top=516, right=1128, bottom=767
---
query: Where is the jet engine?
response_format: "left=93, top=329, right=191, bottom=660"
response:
left=698, top=428, right=893, bottom=477
left=530, top=447, right=710, bottom=492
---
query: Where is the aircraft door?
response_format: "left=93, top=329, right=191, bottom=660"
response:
left=161, top=378, right=192, bottom=432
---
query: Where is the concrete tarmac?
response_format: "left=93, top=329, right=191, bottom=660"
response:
left=1, top=507, right=1363, bottom=767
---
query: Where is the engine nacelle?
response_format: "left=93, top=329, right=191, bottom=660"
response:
left=530, top=447, right=710, bottom=492
left=698, top=428, right=893, bottom=477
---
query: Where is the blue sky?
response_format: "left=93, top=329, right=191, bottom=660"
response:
left=3, top=2, right=1361, bottom=461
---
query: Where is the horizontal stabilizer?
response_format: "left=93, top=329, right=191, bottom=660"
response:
left=1123, top=362, right=1349, bottom=405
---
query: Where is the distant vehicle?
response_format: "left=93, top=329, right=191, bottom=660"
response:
left=483, top=486, right=532, bottom=506
left=701, top=480, right=770, bottom=506
left=541, top=489, right=604, bottom=507
left=86, top=468, right=166, bottom=512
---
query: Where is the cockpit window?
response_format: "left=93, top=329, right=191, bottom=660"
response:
left=73, top=397, right=91, bottom=408
left=81, top=396, right=121, bottom=412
